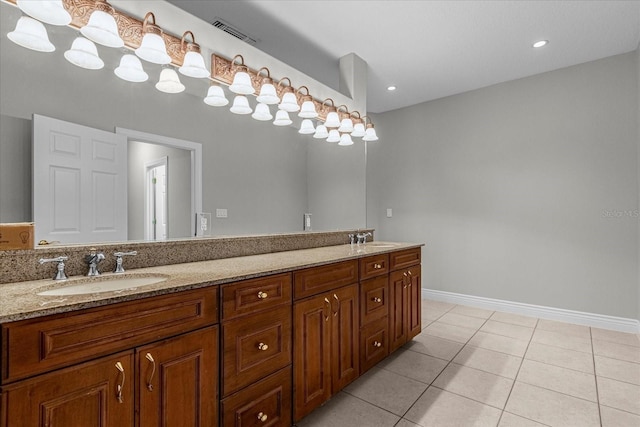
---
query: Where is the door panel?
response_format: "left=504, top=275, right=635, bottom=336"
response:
left=408, top=266, right=422, bottom=340
left=331, top=284, right=359, bottom=393
left=389, top=270, right=408, bottom=353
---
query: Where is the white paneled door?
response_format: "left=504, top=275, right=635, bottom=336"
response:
left=33, top=114, right=127, bottom=244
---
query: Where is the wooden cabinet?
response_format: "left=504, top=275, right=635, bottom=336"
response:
left=137, top=327, right=219, bottom=427
left=389, top=250, right=422, bottom=353
left=0, top=351, right=134, bottom=427
left=293, top=283, right=359, bottom=421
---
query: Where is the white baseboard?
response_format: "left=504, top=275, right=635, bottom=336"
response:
left=423, top=289, right=640, bottom=334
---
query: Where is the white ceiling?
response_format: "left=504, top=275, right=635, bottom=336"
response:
left=171, top=1, right=640, bottom=114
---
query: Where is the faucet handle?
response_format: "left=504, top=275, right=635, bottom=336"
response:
left=39, top=256, right=68, bottom=280
left=114, top=251, right=137, bottom=273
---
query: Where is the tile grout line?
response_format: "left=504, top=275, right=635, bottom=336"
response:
left=590, top=326, right=604, bottom=427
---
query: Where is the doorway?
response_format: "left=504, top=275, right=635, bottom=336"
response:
left=145, top=157, right=168, bottom=241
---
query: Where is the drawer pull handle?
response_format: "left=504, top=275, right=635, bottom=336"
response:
left=258, top=342, right=269, bottom=351
left=373, top=341, right=382, bottom=348
left=324, top=298, right=330, bottom=321
left=333, top=293, right=340, bottom=316
left=115, top=361, right=125, bottom=403
left=257, top=412, right=268, bottom=422
left=374, top=263, right=382, bottom=269
left=145, top=353, right=156, bottom=391
left=257, top=291, right=268, bottom=299
left=372, top=297, right=382, bottom=303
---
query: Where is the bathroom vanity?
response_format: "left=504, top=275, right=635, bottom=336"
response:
left=0, top=241, right=422, bottom=426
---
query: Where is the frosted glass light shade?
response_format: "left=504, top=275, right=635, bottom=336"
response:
left=279, top=92, right=300, bottom=112
left=17, top=0, right=71, bottom=26
left=338, top=133, right=354, bottom=146
left=252, top=103, right=273, bottom=121
left=81, top=9, right=124, bottom=48
left=338, top=118, right=354, bottom=133
left=298, top=100, right=318, bottom=118
left=351, top=122, right=366, bottom=137
left=229, top=70, right=254, bottom=95
left=7, top=16, right=55, bottom=52
left=155, top=68, right=185, bottom=93
left=363, top=127, right=379, bottom=141
left=114, top=54, right=148, bottom=82
left=299, top=119, right=315, bottom=135
left=256, top=83, right=279, bottom=104
left=179, top=51, right=209, bottom=78
left=326, top=129, right=340, bottom=143
left=313, top=124, right=329, bottom=139
left=230, top=95, right=252, bottom=114
left=273, top=110, right=292, bottom=126
left=136, top=32, right=171, bottom=64
left=204, top=85, right=229, bottom=107
left=324, top=111, right=340, bottom=128
left=64, top=37, right=104, bottom=70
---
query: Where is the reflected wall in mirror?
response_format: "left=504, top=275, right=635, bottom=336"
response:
left=0, top=2, right=367, bottom=245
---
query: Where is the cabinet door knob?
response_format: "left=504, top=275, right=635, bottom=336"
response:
left=373, top=341, right=382, bottom=348
left=145, top=352, right=156, bottom=392
left=257, top=412, right=268, bottom=422
left=257, top=291, right=268, bottom=299
left=115, top=361, right=125, bottom=403
left=258, top=342, right=269, bottom=351
left=374, top=263, right=381, bottom=269
left=372, top=297, right=382, bottom=303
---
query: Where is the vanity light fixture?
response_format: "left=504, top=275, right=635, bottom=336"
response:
left=252, top=102, right=273, bottom=121
left=326, top=129, right=341, bottom=143
left=297, top=86, right=318, bottom=118
left=533, top=40, right=548, bottom=48
left=135, top=12, right=171, bottom=65
left=178, top=31, right=209, bottom=78
left=228, top=55, right=255, bottom=95
left=337, top=105, right=354, bottom=133
left=255, top=67, right=279, bottom=104
left=204, top=84, right=229, bottom=106
left=7, top=16, right=55, bottom=52
left=80, top=0, right=124, bottom=48
left=350, top=111, right=366, bottom=137
left=16, top=0, right=71, bottom=26
left=322, top=99, right=341, bottom=128
left=312, top=124, right=329, bottom=139
left=230, top=95, right=252, bottom=114
left=278, top=78, right=300, bottom=112
left=64, top=37, right=104, bottom=70
left=298, top=119, right=316, bottom=134
left=273, top=110, right=293, bottom=126
left=114, top=54, right=148, bottom=82
left=338, top=133, right=354, bottom=146
left=362, top=116, right=379, bottom=141
left=155, top=68, right=185, bottom=93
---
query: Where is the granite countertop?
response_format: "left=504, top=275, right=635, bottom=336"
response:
left=0, top=242, right=422, bottom=323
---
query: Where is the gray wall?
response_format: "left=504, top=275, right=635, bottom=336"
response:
left=637, top=46, right=640, bottom=321
left=128, top=141, right=192, bottom=240
left=368, top=51, right=639, bottom=319
left=0, top=115, right=31, bottom=223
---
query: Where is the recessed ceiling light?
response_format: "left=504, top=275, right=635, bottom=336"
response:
left=533, top=40, right=548, bottom=48
left=387, top=85, right=397, bottom=91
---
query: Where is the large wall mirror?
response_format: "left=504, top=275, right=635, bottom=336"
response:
left=0, top=2, right=367, bottom=245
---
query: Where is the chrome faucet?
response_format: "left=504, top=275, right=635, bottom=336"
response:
left=113, top=251, right=137, bottom=273
left=39, top=256, right=68, bottom=280
left=85, top=248, right=105, bottom=276
left=356, top=232, right=372, bottom=244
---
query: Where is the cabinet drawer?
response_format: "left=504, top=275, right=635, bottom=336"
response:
left=359, top=254, right=389, bottom=280
left=360, top=276, right=389, bottom=326
left=221, top=366, right=292, bottom=427
left=360, top=317, right=389, bottom=374
left=390, top=248, right=421, bottom=271
left=221, top=273, right=292, bottom=320
left=222, top=305, right=292, bottom=397
left=1, top=287, right=218, bottom=384
left=293, top=260, right=358, bottom=300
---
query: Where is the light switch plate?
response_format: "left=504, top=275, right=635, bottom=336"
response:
left=216, top=208, right=228, bottom=218
left=386, top=208, right=393, bottom=218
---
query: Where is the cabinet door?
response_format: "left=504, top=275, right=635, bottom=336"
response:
left=407, top=266, right=422, bottom=340
left=293, top=295, right=332, bottom=421
left=330, top=284, right=359, bottom=393
left=137, top=326, right=218, bottom=427
left=1, top=352, right=133, bottom=427
left=360, top=316, right=389, bottom=374
left=389, top=270, right=408, bottom=353
left=360, top=275, right=389, bottom=326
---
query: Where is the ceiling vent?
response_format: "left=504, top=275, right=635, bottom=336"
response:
left=211, top=17, right=258, bottom=45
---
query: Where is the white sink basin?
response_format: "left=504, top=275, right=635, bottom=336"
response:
left=37, top=275, right=169, bottom=296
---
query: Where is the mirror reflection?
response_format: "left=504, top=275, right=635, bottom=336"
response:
left=0, top=2, right=367, bottom=245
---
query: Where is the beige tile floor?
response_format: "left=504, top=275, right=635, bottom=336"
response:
left=295, top=299, right=640, bottom=427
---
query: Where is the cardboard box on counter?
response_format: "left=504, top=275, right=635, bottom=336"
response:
left=0, top=223, right=35, bottom=250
